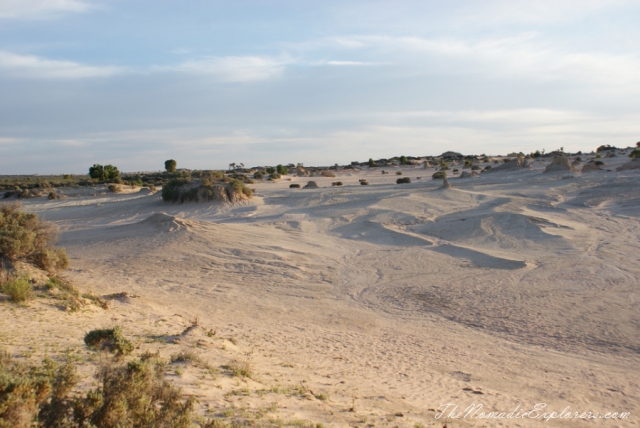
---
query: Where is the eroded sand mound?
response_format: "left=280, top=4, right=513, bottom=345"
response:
left=617, top=157, right=640, bottom=171
left=582, top=161, right=604, bottom=172
left=544, top=156, right=579, bottom=173
left=459, top=170, right=478, bottom=178
left=483, top=157, right=530, bottom=173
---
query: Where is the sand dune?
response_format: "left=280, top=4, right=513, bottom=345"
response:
left=7, top=155, right=639, bottom=427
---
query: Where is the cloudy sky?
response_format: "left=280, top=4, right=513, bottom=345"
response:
left=1, top=0, right=639, bottom=174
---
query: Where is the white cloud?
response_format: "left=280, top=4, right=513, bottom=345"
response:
left=333, top=34, right=640, bottom=89
left=171, top=55, right=293, bottom=82
left=0, top=50, right=122, bottom=79
left=0, top=0, right=92, bottom=19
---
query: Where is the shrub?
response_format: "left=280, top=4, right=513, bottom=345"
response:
left=108, top=184, right=121, bottom=193
left=595, top=160, right=604, bottom=166
left=432, top=171, right=447, bottom=179
left=359, top=179, right=369, bottom=185
left=321, top=170, right=336, bottom=178
left=396, top=171, right=402, bottom=175
left=1, top=276, right=32, bottom=302
left=276, top=164, right=288, bottom=175
left=396, top=177, right=411, bottom=184
left=165, top=159, right=177, bottom=173
left=0, top=351, right=194, bottom=428
left=0, top=203, right=66, bottom=270
left=331, top=182, right=343, bottom=186
left=265, top=167, right=275, bottom=174
left=226, top=359, right=252, bottom=378
left=254, top=171, right=265, bottom=179
left=269, top=172, right=281, bottom=180
left=289, top=184, right=300, bottom=188
left=629, top=149, right=640, bottom=158
left=47, top=190, right=57, bottom=200
left=368, top=158, right=375, bottom=167
left=84, top=326, right=134, bottom=355
left=31, top=248, right=69, bottom=274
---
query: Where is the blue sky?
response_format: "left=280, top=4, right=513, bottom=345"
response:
left=1, top=0, right=639, bottom=174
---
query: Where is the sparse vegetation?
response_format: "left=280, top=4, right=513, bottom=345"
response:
left=289, top=184, right=300, bottom=188
left=396, top=177, right=411, bottom=184
left=395, top=171, right=402, bottom=175
left=359, top=179, right=369, bottom=185
left=432, top=171, right=447, bottom=179
left=629, top=149, right=640, bottom=158
left=331, top=182, right=343, bottom=186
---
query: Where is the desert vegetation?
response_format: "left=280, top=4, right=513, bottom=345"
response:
left=161, top=175, right=252, bottom=204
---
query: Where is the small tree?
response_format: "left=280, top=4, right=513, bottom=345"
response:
left=165, top=159, right=177, bottom=173
left=89, top=164, right=104, bottom=180
left=276, top=164, right=288, bottom=175
left=89, top=164, right=120, bottom=181
left=368, top=158, right=375, bottom=167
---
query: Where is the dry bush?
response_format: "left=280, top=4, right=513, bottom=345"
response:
left=225, top=359, right=252, bottom=378
left=432, top=171, right=447, bottom=179
left=0, top=203, right=68, bottom=274
left=0, top=350, right=195, bottom=428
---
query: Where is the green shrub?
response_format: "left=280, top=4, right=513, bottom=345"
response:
left=276, top=164, right=288, bottom=175
left=432, top=171, right=447, bottom=179
left=84, top=326, right=134, bottom=355
left=331, top=182, right=343, bottom=186
left=359, top=179, right=369, bottom=185
left=396, top=177, right=411, bottom=184
left=269, top=172, right=281, bottom=180
left=266, top=167, right=275, bottom=174
left=595, top=160, right=604, bottom=166
left=289, top=184, right=300, bottom=188
left=1, top=276, right=32, bottom=302
left=254, top=171, right=265, bottom=179
left=629, top=149, right=640, bottom=158
left=395, top=171, right=402, bottom=175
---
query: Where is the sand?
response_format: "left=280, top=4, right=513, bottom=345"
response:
left=3, top=152, right=640, bottom=427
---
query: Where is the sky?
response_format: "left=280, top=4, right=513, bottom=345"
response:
left=1, top=0, right=639, bottom=174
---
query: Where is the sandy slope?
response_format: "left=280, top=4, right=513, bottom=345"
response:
left=5, top=153, right=640, bottom=427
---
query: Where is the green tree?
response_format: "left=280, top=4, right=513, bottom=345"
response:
left=276, top=164, right=288, bottom=175
left=165, top=159, right=177, bottom=173
left=89, top=164, right=104, bottom=180
left=89, top=164, right=120, bottom=181
left=368, top=158, right=375, bottom=167
left=399, top=155, right=409, bottom=165
left=103, top=164, right=120, bottom=180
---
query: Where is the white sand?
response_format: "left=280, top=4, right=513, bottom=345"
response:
left=5, top=152, right=640, bottom=427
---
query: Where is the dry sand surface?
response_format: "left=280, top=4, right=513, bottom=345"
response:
left=4, top=154, right=640, bottom=427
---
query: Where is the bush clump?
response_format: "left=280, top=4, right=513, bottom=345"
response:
left=395, top=171, right=402, bottom=175
left=359, top=179, right=369, bottom=185
left=331, top=181, right=343, bottom=186
left=289, top=184, right=300, bottom=188
left=396, top=177, right=411, bottom=184
left=1, top=276, right=32, bottom=302
left=0, top=203, right=68, bottom=274
left=432, top=171, right=447, bottom=179
left=629, top=149, right=640, bottom=158
left=84, top=326, right=134, bottom=355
